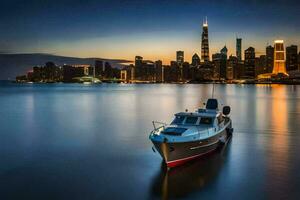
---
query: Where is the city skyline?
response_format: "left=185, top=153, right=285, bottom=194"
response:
left=1, top=0, right=300, bottom=64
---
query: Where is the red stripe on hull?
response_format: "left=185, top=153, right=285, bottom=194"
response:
left=166, top=148, right=217, bottom=168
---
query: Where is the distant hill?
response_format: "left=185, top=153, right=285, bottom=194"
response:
left=0, top=53, right=132, bottom=80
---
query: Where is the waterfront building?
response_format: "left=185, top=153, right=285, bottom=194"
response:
left=121, top=64, right=134, bottom=82
left=94, top=60, right=104, bottom=77
left=71, top=64, right=90, bottom=76
left=212, top=47, right=227, bottom=80
left=201, top=17, right=209, bottom=62
left=220, top=46, right=228, bottom=59
left=192, top=53, right=201, bottom=66
left=255, top=55, right=267, bottom=77
left=227, top=56, right=238, bottom=80
left=27, top=71, right=34, bottom=82
left=135, top=56, right=143, bottom=80
left=244, top=47, right=256, bottom=79
left=32, top=66, right=42, bottom=82
left=272, top=40, right=287, bottom=74
left=44, top=62, right=61, bottom=82
left=120, top=70, right=127, bottom=81
left=236, top=61, right=245, bottom=79
left=266, top=45, right=274, bottom=73
left=176, top=51, right=184, bottom=81
left=155, top=60, right=163, bottom=82
left=176, top=51, right=184, bottom=66
left=163, top=65, right=171, bottom=82
left=63, top=65, right=84, bottom=82
left=169, top=61, right=180, bottom=82
left=286, top=45, right=298, bottom=72
left=198, top=62, right=213, bottom=80
left=236, top=38, right=242, bottom=61
left=182, top=62, right=190, bottom=81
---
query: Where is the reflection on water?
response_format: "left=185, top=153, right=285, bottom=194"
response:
left=1, top=82, right=300, bottom=199
left=267, top=85, right=290, bottom=199
left=150, top=141, right=231, bottom=199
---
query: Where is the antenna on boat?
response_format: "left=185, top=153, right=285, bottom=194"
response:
left=212, top=83, right=215, bottom=98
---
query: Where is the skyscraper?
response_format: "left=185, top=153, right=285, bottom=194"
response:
left=227, top=56, right=238, bottom=80
left=94, top=60, right=104, bottom=77
left=176, top=51, right=184, bottom=66
left=272, top=40, right=287, bottom=74
left=286, top=45, right=298, bottom=72
left=201, top=17, right=209, bottom=62
left=192, top=53, right=200, bottom=66
left=244, top=47, right=256, bottom=79
left=135, top=56, right=143, bottom=80
left=266, top=45, right=274, bottom=73
left=211, top=46, right=228, bottom=80
left=236, top=38, right=242, bottom=61
left=220, top=45, right=228, bottom=59
left=154, top=60, right=163, bottom=82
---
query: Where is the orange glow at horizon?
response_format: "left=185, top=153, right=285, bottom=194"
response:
left=26, top=31, right=282, bottom=65
left=23, top=30, right=300, bottom=60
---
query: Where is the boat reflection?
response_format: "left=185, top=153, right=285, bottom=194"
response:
left=150, top=139, right=232, bottom=199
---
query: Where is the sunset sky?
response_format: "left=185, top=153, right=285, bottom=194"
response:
left=1, top=0, right=300, bottom=64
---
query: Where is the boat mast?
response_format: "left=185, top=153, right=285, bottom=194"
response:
left=212, top=83, right=215, bottom=98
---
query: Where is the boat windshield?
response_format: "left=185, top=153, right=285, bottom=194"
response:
left=200, top=117, right=213, bottom=125
left=161, top=127, right=187, bottom=136
left=185, top=116, right=198, bottom=125
left=171, top=116, right=185, bottom=125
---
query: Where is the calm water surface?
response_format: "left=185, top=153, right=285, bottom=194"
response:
left=0, top=82, right=300, bottom=200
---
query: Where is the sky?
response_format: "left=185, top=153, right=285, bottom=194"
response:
left=1, top=0, right=300, bottom=64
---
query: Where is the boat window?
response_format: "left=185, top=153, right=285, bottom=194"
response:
left=185, top=116, right=198, bottom=125
left=161, top=127, right=187, bottom=136
left=200, top=117, right=213, bottom=125
left=171, top=116, right=185, bottom=124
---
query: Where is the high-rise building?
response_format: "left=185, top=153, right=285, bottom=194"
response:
left=192, top=53, right=200, bottom=66
left=212, top=52, right=227, bottom=80
left=122, top=64, right=134, bottom=81
left=201, top=17, right=209, bottom=62
left=236, top=38, right=242, bottom=61
left=170, top=61, right=180, bottom=82
left=255, top=55, right=267, bottom=76
left=94, top=60, right=104, bottom=77
left=286, top=45, right=298, bottom=72
left=266, top=45, right=274, bottom=73
left=220, top=45, right=228, bottom=59
left=244, top=47, right=256, bottom=79
left=135, top=56, right=143, bottom=80
left=182, top=62, right=190, bottom=81
left=135, top=56, right=143, bottom=68
left=226, top=56, right=238, bottom=80
left=211, top=46, right=228, bottom=80
left=154, top=60, right=163, bottom=82
left=272, top=40, right=287, bottom=74
left=176, top=51, right=184, bottom=66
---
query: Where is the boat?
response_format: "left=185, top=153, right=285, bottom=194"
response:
left=149, top=98, right=233, bottom=168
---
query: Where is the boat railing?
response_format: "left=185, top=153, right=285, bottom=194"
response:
left=152, top=121, right=168, bottom=132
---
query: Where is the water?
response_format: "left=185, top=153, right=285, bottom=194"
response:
left=0, top=81, right=300, bottom=200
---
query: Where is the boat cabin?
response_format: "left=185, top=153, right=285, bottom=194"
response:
left=171, top=111, right=223, bottom=127
left=170, top=98, right=226, bottom=128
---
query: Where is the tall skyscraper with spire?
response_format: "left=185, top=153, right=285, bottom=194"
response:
left=236, top=38, right=242, bottom=61
left=201, top=17, right=209, bottom=62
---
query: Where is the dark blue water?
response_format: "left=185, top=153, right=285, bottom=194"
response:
left=1, top=81, right=300, bottom=200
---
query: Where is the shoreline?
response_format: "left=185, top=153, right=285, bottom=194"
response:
left=9, top=80, right=300, bottom=85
